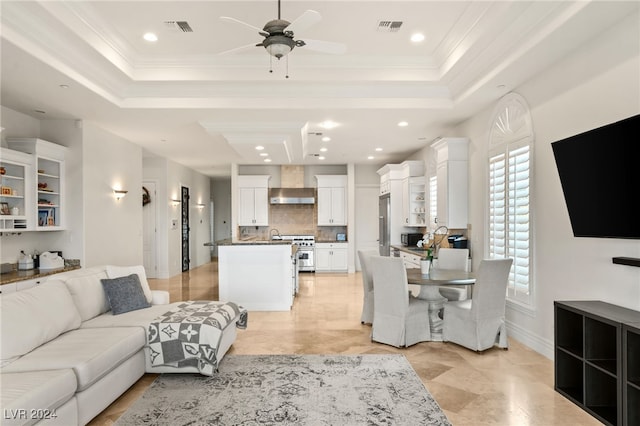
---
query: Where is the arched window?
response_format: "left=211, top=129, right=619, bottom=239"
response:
left=488, top=93, right=534, bottom=307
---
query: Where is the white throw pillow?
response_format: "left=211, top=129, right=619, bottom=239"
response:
left=105, top=265, right=153, bottom=304
left=63, top=270, right=110, bottom=321
left=0, top=281, right=82, bottom=366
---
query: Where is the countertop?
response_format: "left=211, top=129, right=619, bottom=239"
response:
left=391, top=244, right=431, bottom=258
left=0, top=265, right=81, bottom=285
left=216, top=238, right=292, bottom=246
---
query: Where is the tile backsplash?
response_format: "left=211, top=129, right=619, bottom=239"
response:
left=238, top=203, right=347, bottom=241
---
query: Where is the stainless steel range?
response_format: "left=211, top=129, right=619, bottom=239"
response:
left=279, top=235, right=315, bottom=272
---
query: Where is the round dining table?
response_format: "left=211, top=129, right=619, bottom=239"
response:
left=406, top=268, right=476, bottom=341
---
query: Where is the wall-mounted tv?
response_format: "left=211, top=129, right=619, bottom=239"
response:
left=551, top=114, right=640, bottom=239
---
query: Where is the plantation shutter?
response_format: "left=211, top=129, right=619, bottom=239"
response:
left=429, top=175, right=438, bottom=228
left=507, top=145, right=530, bottom=302
left=489, top=145, right=531, bottom=304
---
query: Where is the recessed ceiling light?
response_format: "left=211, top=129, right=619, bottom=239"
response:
left=410, top=33, right=425, bottom=43
left=319, top=120, right=338, bottom=129
left=318, top=156, right=325, bottom=160
left=143, top=32, right=158, bottom=42
left=375, top=147, right=383, bottom=152
left=255, top=145, right=264, bottom=151
left=259, top=152, right=269, bottom=157
left=367, top=156, right=374, bottom=160
left=264, top=158, right=272, bottom=163
left=321, top=136, right=331, bottom=142
left=320, top=147, right=328, bottom=152
left=34, top=110, right=46, bottom=114
left=59, top=84, right=69, bottom=89
left=398, top=121, right=408, bottom=127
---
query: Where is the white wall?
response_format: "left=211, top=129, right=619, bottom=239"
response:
left=454, top=14, right=639, bottom=358
left=211, top=177, right=232, bottom=257
left=82, top=123, right=143, bottom=267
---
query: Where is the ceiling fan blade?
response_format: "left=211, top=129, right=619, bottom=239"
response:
left=220, top=16, right=269, bottom=37
left=284, top=10, right=321, bottom=35
left=217, top=42, right=259, bottom=55
left=300, top=39, right=347, bottom=55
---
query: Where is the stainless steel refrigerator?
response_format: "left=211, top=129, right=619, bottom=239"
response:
left=379, top=193, right=391, bottom=256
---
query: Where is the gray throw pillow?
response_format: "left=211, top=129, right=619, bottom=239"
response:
left=101, top=274, right=151, bottom=315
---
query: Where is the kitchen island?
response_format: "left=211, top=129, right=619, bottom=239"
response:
left=217, top=239, right=297, bottom=311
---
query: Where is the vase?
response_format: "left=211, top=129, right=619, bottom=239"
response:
left=420, top=259, right=431, bottom=274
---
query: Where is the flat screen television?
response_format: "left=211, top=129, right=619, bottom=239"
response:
left=551, top=114, right=640, bottom=239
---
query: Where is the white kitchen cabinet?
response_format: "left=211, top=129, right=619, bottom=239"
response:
left=315, top=242, right=348, bottom=272
left=0, top=148, right=33, bottom=231
left=237, top=175, right=270, bottom=226
left=0, top=282, right=17, bottom=295
left=316, top=175, right=347, bottom=226
left=7, top=138, right=67, bottom=231
left=431, top=138, right=468, bottom=229
left=399, top=251, right=422, bottom=269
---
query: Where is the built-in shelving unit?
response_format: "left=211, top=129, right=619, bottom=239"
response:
left=7, top=138, right=67, bottom=231
left=0, top=148, right=32, bottom=231
left=555, top=301, right=640, bottom=426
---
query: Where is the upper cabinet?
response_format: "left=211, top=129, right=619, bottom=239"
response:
left=431, top=138, right=468, bottom=229
left=237, top=175, right=270, bottom=226
left=6, top=138, right=67, bottom=231
left=316, top=175, right=347, bottom=226
left=0, top=148, right=33, bottom=231
left=401, top=161, right=425, bottom=227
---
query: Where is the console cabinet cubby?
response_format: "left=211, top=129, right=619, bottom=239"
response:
left=555, top=301, right=640, bottom=426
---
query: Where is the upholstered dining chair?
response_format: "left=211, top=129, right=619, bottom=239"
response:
left=442, top=258, right=513, bottom=352
left=371, top=256, right=431, bottom=347
left=436, top=248, right=470, bottom=301
left=357, top=249, right=378, bottom=325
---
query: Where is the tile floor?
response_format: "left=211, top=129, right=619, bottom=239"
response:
left=88, top=261, right=600, bottom=425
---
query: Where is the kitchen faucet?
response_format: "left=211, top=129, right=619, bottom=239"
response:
left=270, top=228, right=281, bottom=239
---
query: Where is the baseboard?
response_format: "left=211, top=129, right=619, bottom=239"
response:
left=506, top=320, right=554, bottom=360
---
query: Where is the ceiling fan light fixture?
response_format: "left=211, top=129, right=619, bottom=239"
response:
left=263, top=35, right=295, bottom=59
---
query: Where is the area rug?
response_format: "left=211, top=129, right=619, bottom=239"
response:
left=116, top=354, right=450, bottom=425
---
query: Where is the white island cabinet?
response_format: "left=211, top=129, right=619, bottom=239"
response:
left=218, top=241, right=294, bottom=311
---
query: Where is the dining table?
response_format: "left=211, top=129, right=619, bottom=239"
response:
left=406, top=268, right=476, bottom=341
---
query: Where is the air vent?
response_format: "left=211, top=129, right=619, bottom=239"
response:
left=164, top=21, right=193, bottom=32
left=377, top=21, right=403, bottom=32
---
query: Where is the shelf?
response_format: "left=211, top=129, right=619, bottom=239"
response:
left=0, top=195, right=24, bottom=199
left=38, top=173, right=60, bottom=179
left=1, top=175, right=24, bottom=180
left=613, top=257, right=640, bottom=267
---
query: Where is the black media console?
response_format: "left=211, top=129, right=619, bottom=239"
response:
left=554, top=301, right=640, bottom=426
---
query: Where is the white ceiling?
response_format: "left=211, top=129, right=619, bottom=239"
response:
left=1, top=1, right=637, bottom=176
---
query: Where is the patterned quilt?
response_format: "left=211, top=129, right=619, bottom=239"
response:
left=147, top=301, right=248, bottom=376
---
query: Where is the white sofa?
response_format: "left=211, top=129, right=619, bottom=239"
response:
left=0, top=265, right=241, bottom=426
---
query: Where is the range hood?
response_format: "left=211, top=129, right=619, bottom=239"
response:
left=270, top=188, right=315, bottom=204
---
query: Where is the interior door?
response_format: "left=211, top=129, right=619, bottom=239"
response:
left=181, top=186, right=190, bottom=272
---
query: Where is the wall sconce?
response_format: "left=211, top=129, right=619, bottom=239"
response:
left=113, top=189, right=128, bottom=201
left=171, top=199, right=181, bottom=206
left=196, top=203, right=205, bottom=209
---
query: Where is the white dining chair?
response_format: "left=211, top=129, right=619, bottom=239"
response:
left=442, top=258, right=513, bottom=351
left=371, top=256, right=431, bottom=347
left=357, top=249, right=378, bottom=325
left=435, top=248, right=470, bottom=301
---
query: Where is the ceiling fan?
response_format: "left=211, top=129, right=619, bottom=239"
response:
left=219, top=0, right=347, bottom=59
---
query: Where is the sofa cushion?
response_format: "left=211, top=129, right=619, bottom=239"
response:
left=106, top=265, right=152, bottom=304
left=0, top=369, right=77, bottom=426
left=80, top=302, right=184, bottom=330
left=101, top=274, right=151, bottom=315
left=0, top=281, right=82, bottom=367
left=63, top=269, right=110, bottom=322
left=1, top=327, right=145, bottom=392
